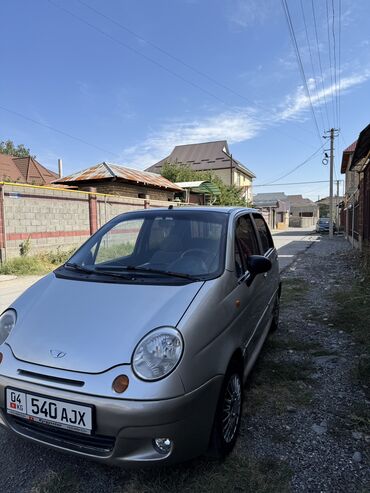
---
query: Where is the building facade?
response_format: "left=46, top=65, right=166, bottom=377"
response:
left=252, top=192, right=290, bottom=230
left=345, top=124, right=370, bottom=250
left=145, top=140, right=255, bottom=203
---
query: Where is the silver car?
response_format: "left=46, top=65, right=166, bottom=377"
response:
left=0, top=207, right=280, bottom=465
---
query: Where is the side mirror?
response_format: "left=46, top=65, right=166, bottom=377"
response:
left=247, top=255, right=272, bottom=275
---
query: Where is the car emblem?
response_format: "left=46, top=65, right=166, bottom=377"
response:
left=50, top=349, right=67, bottom=359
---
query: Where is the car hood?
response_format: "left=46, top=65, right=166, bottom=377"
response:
left=8, top=274, right=203, bottom=373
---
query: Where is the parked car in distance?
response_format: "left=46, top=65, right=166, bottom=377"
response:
left=0, top=207, right=280, bottom=465
left=316, top=217, right=336, bottom=233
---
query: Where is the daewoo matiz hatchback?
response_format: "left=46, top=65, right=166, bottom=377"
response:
left=0, top=207, right=280, bottom=465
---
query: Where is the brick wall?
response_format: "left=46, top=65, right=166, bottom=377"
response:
left=77, top=181, right=175, bottom=201
left=0, top=183, right=179, bottom=260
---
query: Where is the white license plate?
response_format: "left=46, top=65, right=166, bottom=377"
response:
left=6, top=388, right=93, bottom=435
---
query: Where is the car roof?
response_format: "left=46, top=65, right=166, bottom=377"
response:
left=145, top=206, right=259, bottom=214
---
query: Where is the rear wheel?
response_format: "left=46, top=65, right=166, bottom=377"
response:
left=209, top=363, right=243, bottom=458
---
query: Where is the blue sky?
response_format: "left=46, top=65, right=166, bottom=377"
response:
left=1, top=0, right=369, bottom=200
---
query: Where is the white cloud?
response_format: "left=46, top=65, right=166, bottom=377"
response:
left=228, top=0, right=273, bottom=29
left=278, top=69, right=370, bottom=121
left=119, top=67, right=370, bottom=169
left=121, top=110, right=262, bottom=168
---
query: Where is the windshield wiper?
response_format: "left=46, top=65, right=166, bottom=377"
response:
left=95, top=264, right=202, bottom=281
left=64, top=262, right=132, bottom=280
left=64, top=262, right=95, bottom=274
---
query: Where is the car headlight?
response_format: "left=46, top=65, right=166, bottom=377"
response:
left=132, top=327, right=183, bottom=381
left=0, top=309, right=16, bottom=345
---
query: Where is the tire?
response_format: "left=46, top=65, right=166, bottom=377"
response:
left=209, top=362, right=243, bottom=459
left=270, top=293, right=280, bottom=332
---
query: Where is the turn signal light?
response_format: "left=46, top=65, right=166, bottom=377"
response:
left=112, top=374, right=129, bottom=394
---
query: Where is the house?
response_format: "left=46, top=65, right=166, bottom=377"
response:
left=316, top=195, right=344, bottom=224
left=53, top=162, right=183, bottom=201
left=288, top=195, right=319, bottom=227
left=252, top=192, right=290, bottom=230
left=0, top=154, right=58, bottom=185
left=145, top=140, right=255, bottom=203
left=340, top=140, right=361, bottom=244
left=346, top=124, right=370, bottom=249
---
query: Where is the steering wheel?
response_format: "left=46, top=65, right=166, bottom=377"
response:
left=180, top=249, right=209, bottom=261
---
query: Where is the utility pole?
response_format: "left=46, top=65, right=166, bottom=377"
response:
left=324, top=128, right=339, bottom=238
left=329, top=128, right=335, bottom=238
left=230, top=153, right=233, bottom=186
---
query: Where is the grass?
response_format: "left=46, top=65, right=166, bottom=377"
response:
left=0, top=248, right=75, bottom=276
left=280, top=278, right=309, bottom=306
left=244, top=358, right=314, bottom=415
left=329, top=254, right=370, bottom=392
left=331, top=286, right=370, bottom=352
left=31, top=470, right=81, bottom=493
left=31, top=457, right=292, bottom=493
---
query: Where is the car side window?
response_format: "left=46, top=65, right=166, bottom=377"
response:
left=235, top=215, right=260, bottom=271
left=253, top=214, right=274, bottom=254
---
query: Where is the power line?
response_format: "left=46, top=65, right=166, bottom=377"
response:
left=254, top=179, right=342, bottom=187
left=311, top=0, right=331, bottom=129
left=331, top=0, right=339, bottom=128
left=260, top=144, right=324, bottom=185
left=338, top=0, right=342, bottom=129
left=281, top=0, right=323, bottom=143
left=300, top=0, right=325, bottom=131
left=325, top=0, right=336, bottom=125
left=0, top=104, right=118, bottom=156
left=46, top=0, right=227, bottom=108
left=47, top=0, right=317, bottom=149
left=76, top=0, right=279, bottom=121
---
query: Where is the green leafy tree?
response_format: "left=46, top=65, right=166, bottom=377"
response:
left=0, top=140, right=34, bottom=158
left=161, top=162, right=248, bottom=206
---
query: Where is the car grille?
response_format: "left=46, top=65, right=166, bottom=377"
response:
left=7, top=415, right=115, bottom=457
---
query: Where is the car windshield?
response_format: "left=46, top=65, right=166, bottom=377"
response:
left=67, top=210, right=228, bottom=281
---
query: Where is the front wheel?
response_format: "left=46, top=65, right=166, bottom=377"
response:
left=209, top=363, right=243, bottom=458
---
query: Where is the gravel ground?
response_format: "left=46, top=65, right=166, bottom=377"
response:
left=241, top=235, right=370, bottom=492
left=0, top=235, right=368, bottom=492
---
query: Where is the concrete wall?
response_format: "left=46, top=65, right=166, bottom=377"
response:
left=0, top=183, right=179, bottom=260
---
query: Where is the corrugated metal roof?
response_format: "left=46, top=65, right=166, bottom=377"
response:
left=54, top=162, right=183, bottom=191
left=0, top=154, right=23, bottom=181
left=350, top=124, right=370, bottom=171
left=145, top=140, right=256, bottom=178
left=343, top=141, right=357, bottom=153
left=0, top=154, right=58, bottom=184
left=175, top=180, right=221, bottom=195
left=253, top=192, right=288, bottom=201
left=341, top=140, right=358, bottom=173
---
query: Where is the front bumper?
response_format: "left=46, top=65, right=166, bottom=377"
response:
left=0, top=372, right=222, bottom=466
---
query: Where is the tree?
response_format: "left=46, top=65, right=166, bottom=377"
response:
left=0, top=140, right=34, bottom=158
left=161, top=162, right=248, bottom=206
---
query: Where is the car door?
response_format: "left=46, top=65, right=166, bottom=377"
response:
left=252, top=213, right=279, bottom=310
left=231, top=213, right=267, bottom=364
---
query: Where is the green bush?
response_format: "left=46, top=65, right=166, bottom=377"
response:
left=0, top=248, right=75, bottom=276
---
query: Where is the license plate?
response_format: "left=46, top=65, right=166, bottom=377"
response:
left=6, top=388, right=93, bottom=435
